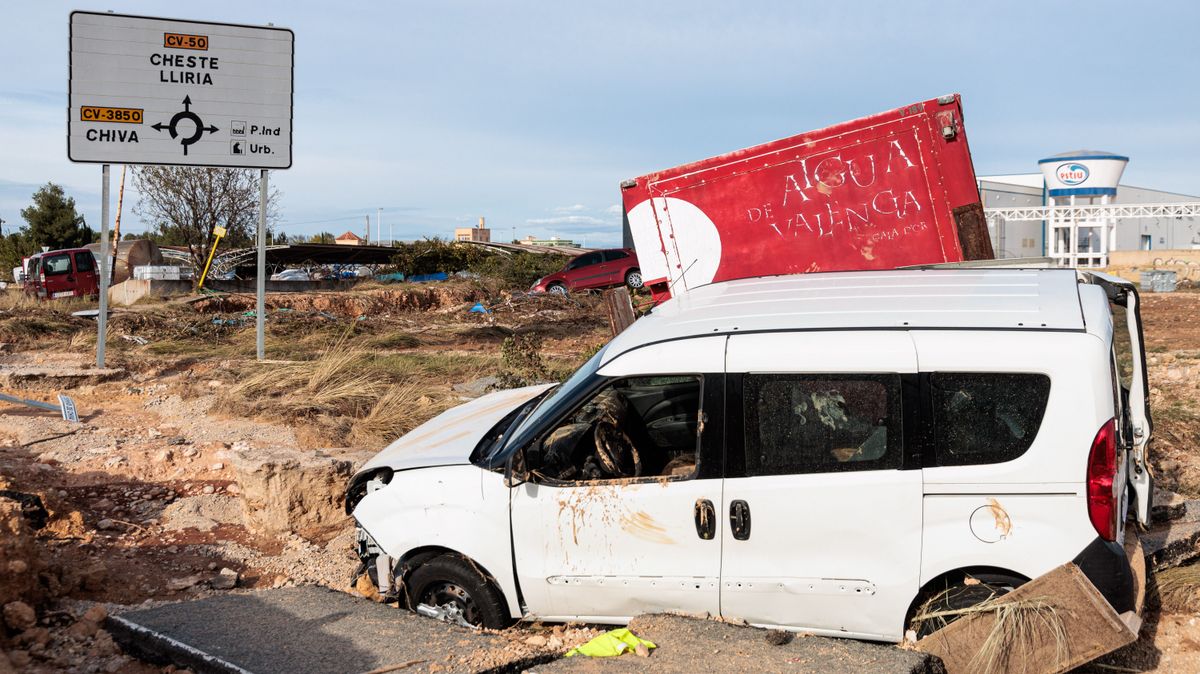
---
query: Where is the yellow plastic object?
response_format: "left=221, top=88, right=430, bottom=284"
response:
left=565, top=628, right=657, bottom=658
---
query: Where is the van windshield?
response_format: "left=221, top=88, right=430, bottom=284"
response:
left=480, top=345, right=610, bottom=466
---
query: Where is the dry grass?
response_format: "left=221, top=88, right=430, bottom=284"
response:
left=222, top=341, right=389, bottom=418
left=0, top=290, right=94, bottom=345
left=1153, top=563, right=1200, bottom=612
left=350, top=383, right=450, bottom=445
left=214, top=335, right=477, bottom=446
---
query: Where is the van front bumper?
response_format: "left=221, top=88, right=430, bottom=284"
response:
left=1072, top=535, right=1137, bottom=614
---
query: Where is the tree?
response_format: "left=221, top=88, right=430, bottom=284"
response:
left=1, top=183, right=93, bottom=281
left=20, top=183, right=94, bottom=249
left=133, top=167, right=280, bottom=274
left=0, top=231, right=35, bottom=283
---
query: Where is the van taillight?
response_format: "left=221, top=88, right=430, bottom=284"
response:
left=1086, top=418, right=1118, bottom=541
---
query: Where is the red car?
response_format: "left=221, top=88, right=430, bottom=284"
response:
left=23, top=248, right=99, bottom=300
left=531, top=248, right=642, bottom=295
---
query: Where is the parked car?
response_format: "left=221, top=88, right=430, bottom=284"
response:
left=347, top=268, right=1150, bottom=640
left=530, top=248, right=642, bottom=295
left=270, top=268, right=317, bottom=281
left=23, top=248, right=99, bottom=300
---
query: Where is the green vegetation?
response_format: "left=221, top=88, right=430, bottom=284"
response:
left=386, top=238, right=568, bottom=287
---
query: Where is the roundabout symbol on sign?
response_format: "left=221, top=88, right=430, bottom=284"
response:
left=151, top=96, right=219, bottom=156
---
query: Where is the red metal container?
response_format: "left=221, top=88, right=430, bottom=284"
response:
left=621, top=94, right=994, bottom=302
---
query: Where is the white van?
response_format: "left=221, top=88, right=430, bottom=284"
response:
left=347, top=268, right=1151, bottom=640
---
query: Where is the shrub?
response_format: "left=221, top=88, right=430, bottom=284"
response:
left=388, top=238, right=486, bottom=276
left=469, top=252, right=567, bottom=289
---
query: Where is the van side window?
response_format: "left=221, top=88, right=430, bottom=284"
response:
left=524, top=375, right=702, bottom=482
left=74, top=252, right=95, bottom=273
left=930, top=373, right=1050, bottom=466
left=43, top=254, right=72, bottom=276
left=743, top=375, right=902, bottom=476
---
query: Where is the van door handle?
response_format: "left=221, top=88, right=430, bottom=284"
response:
left=694, top=499, right=715, bottom=540
left=730, top=500, right=751, bottom=540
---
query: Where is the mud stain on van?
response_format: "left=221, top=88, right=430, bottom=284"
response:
left=557, top=484, right=621, bottom=546
left=986, top=498, right=1013, bottom=538
left=620, top=510, right=675, bottom=545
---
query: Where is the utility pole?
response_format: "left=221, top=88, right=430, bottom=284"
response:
left=377, top=208, right=382, bottom=246
left=364, top=215, right=370, bottom=243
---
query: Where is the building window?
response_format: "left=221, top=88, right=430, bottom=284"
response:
left=1141, top=235, right=1152, bottom=251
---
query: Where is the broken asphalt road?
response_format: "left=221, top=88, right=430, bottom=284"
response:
left=106, top=586, right=558, bottom=674
left=105, top=588, right=945, bottom=674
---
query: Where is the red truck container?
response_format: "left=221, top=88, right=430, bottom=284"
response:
left=620, top=94, right=994, bottom=302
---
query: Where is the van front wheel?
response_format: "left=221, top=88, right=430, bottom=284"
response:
left=405, top=554, right=511, bottom=629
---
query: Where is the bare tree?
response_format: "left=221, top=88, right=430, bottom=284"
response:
left=133, top=167, right=280, bottom=275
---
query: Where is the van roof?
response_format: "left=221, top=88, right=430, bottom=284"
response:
left=607, top=269, right=1086, bottom=358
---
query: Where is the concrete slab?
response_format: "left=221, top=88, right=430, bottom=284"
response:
left=105, top=587, right=552, bottom=674
left=529, top=614, right=943, bottom=674
left=1143, top=519, right=1200, bottom=570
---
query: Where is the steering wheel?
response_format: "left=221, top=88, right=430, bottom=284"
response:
left=593, top=421, right=642, bottom=478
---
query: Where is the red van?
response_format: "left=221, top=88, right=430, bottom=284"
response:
left=24, top=248, right=100, bottom=300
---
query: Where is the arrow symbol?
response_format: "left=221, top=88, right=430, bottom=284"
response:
left=152, top=96, right=217, bottom=157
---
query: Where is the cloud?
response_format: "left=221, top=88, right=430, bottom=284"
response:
left=526, top=215, right=608, bottom=227
left=553, top=204, right=587, bottom=213
left=605, top=204, right=622, bottom=214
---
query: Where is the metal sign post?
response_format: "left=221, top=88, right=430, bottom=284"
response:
left=257, top=170, right=268, bottom=360
left=97, top=164, right=110, bottom=368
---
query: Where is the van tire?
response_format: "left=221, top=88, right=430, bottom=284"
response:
left=908, top=571, right=1025, bottom=638
left=405, top=554, right=511, bottom=629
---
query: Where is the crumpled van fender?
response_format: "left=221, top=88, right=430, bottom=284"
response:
left=352, top=464, right=521, bottom=618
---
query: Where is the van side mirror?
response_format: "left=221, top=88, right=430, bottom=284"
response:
left=504, top=452, right=528, bottom=488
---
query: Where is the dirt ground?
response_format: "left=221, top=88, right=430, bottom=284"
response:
left=0, top=282, right=1198, bottom=673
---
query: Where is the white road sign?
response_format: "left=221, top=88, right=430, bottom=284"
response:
left=68, top=11, right=293, bottom=168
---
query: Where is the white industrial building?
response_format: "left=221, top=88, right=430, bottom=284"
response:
left=980, top=150, right=1200, bottom=267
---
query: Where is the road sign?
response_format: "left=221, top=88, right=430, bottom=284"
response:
left=68, top=11, right=293, bottom=169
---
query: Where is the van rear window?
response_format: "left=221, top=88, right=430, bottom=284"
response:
left=74, top=251, right=95, bottom=273
left=930, top=373, right=1050, bottom=466
left=43, top=254, right=72, bottom=276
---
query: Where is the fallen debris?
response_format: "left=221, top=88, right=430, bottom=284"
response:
left=564, top=628, right=656, bottom=658
left=915, top=563, right=1137, bottom=674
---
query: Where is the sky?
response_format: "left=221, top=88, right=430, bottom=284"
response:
left=2, top=1, right=1199, bottom=248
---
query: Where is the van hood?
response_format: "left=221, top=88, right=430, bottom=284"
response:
left=355, top=384, right=555, bottom=475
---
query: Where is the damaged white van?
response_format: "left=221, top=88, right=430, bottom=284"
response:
left=347, top=268, right=1152, bottom=641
